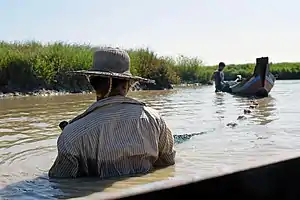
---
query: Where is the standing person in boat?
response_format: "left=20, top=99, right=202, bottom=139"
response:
left=212, top=62, right=227, bottom=92
left=49, top=47, right=176, bottom=178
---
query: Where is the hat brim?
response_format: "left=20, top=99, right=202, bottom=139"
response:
left=69, top=70, right=155, bottom=84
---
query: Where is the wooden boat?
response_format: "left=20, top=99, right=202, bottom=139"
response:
left=225, top=57, right=275, bottom=97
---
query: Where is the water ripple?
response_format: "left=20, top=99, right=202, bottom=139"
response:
left=1, top=81, right=300, bottom=199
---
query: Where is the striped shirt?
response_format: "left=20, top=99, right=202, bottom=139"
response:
left=48, top=95, right=176, bottom=178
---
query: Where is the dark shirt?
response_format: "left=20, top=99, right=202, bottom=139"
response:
left=213, top=70, right=224, bottom=88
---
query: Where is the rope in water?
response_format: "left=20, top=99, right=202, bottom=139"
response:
left=173, top=132, right=206, bottom=144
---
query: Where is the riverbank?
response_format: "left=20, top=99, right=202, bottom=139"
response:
left=0, top=83, right=203, bottom=99
left=0, top=83, right=149, bottom=98
left=0, top=89, right=89, bottom=98
left=1, top=41, right=300, bottom=97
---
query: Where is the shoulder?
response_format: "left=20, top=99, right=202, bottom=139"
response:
left=121, top=97, right=162, bottom=119
left=143, top=106, right=161, bottom=118
left=59, top=109, right=100, bottom=144
left=56, top=123, right=82, bottom=155
left=213, top=71, right=219, bottom=75
left=142, top=106, right=166, bottom=125
left=142, top=106, right=169, bottom=129
left=58, top=121, right=83, bottom=146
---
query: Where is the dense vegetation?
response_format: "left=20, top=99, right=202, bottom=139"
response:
left=0, top=41, right=300, bottom=94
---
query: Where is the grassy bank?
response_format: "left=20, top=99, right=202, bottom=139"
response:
left=0, top=41, right=300, bottom=95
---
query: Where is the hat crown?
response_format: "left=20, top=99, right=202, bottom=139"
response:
left=91, top=47, right=131, bottom=75
left=71, top=46, right=154, bottom=84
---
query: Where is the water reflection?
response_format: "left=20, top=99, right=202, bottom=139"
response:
left=233, top=95, right=278, bottom=125
left=213, top=93, right=226, bottom=106
left=251, top=96, right=278, bottom=125
left=213, top=93, right=226, bottom=120
left=130, top=90, right=181, bottom=121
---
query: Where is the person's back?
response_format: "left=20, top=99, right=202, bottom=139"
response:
left=48, top=47, right=176, bottom=179
left=49, top=95, right=175, bottom=178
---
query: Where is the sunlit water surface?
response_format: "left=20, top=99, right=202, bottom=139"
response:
left=1, top=80, right=300, bottom=199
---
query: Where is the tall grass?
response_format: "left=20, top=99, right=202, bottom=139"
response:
left=0, top=41, right=299, bottom=93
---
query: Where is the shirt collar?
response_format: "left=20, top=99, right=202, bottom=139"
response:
left=69, top=95, right=145, bottom=124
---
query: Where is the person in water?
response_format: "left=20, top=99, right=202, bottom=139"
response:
left=49, top=47, right=176, bottom=178
left=212, top=62, right=226, bottom=92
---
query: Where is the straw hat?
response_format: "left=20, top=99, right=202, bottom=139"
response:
left=72, top=47, right=155, bottom=83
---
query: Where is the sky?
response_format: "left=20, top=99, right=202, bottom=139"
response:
left=0, top=0, right=299, bottom=65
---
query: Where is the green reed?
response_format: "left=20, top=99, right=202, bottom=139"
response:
left=0, top=41, right=299, bottom=93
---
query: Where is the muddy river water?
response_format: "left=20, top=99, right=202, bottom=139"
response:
left=1, top=80, right=300, bottom=199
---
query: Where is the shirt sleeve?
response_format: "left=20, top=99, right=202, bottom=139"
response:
left=48, top=135, right=79, bottom=178
left=220, top=72, right=225, bottom=82
left=154, top=118, right=176, bottom=167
